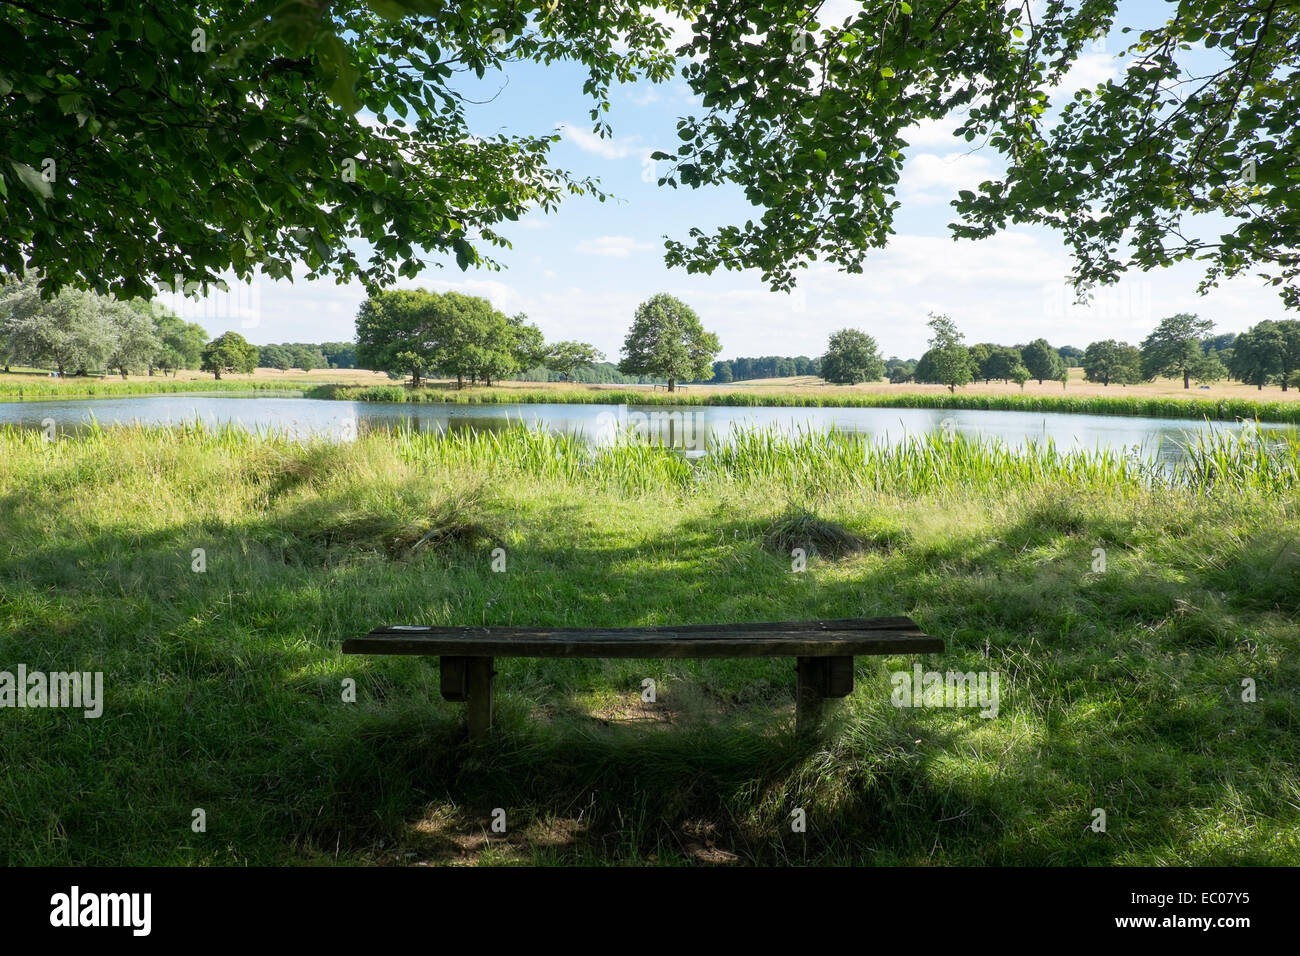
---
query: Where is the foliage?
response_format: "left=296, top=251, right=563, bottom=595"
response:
left=0, top=0, right=688, bottom=299
left=618, top=293, right=720, bottom=391
left=914, top=313, right=974, bottom=393
left=1141, top=314, right=1219, bottom=388
left=819, top=328, right=884, bottom=384
left=1081, top=339, right=1142, bottom=387
left=544, top=341, right=606, bottom=381
left=1021, top=338, right=1065, bottom=384
left=200, top=330, right=258, bottom=379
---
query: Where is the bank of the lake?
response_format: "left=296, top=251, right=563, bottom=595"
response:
left=0, top=377, right=301, bottom=399
left=1, top=423, right=1296, bottom=865
left=307, top=383, right=1300, bottom=424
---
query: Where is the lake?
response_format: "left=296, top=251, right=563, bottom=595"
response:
left=0, top=392, right=1285, bottom=465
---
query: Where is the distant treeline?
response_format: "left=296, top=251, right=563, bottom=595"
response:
left=256, top=341, right=357, bottom=371
left=513, top=361, right=661, bottom=385
left=702, top=355, right=820, bottom=382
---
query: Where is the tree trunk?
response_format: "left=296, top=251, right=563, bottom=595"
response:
left=120, top=367, right=128, bottom=380
left=213, top=368, right=221, bottom=380
left=456, top=373, right=463, bottom=389
left=667, top=378, right=676, bottom=392
left=1183, top=369, right=1190, bottom=389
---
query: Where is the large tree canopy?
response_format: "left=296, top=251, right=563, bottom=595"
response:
left=0, top=0, right=683, bottom=299
left=662, top=0, right=1300, bottom=307
left=3, top=1, right=1297, bottom=308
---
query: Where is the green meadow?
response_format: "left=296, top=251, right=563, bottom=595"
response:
left=1, top=423, right=1297, bottom=865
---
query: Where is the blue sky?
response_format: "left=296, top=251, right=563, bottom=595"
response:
left=165, top=1, right=1284, bottom=362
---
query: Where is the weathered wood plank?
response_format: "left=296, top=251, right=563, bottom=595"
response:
left=439, top=656, right=469, bottom=702
left=465, top=657, right=494, bottom=741
left=343, top=617, right=942, bottom=659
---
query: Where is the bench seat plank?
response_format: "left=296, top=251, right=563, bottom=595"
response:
left=343, top=616, right=941, bottom=659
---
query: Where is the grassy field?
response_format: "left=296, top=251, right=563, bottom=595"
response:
left=0, top=366, right=388, bottom=399
left=1, top=422, right=1297, bottom=865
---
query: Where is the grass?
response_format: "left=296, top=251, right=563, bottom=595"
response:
left=1, top=422, right=1297, bottom=865
left=0, top=377, right=305, bottom=399
left=306, top=382, right=1300, bottom=424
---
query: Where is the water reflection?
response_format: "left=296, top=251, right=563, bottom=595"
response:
left=0, top=393, right=1289, bottom=466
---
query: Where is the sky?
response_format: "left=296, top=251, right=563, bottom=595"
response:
left=160, top=0, right=1285, bottom=363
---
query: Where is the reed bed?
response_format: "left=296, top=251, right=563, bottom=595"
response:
left=7, top=419, right=1295, bottom=499
left=305, top=383, right=1300, bottom=424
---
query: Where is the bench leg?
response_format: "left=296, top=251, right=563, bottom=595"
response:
left=465, top=657, right=495, bottom=741
left=795, top=656, right=854, bottom=737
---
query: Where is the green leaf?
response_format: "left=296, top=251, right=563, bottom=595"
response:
left=9, top=161, right=52, bottom=198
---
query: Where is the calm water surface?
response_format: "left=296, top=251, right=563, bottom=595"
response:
left=0, top=392, right=1287, bottom=466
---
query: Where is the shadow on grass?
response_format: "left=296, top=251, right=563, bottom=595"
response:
left=1, top=489, right=1296, bottom=864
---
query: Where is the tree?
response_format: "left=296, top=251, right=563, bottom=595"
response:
left=1140, top=314, right=1217, bottom=389
left=916, top=314, right=975, bottom=393
left=819, top=328, right=884, bottom=385
left=618, top=294, right=719, bottom=392
left=665, top=2, right=1300, bottom=308
left=7, top=4, right=1300, bottom=313
left=259, top=344, right=295, bottom=372
left=320, top=342, right=358, bottom=369
left=885, top=357, right=915, bottom=384
left=1228, top=323, right=1283, bottom=390
left=1082, top=340, right=1142, bottom=387
left=154, top=314, right=208, bottom=375
left=104, top=302, right=160, bottom=379
left=1192, top=351, right=1228, bottom=386
left=712, top=360, right=734, bottom=384
left=356, top=289, right=438, bottom=387
left=0, top=278, right=115, bottom=376
left=201, top=331, right=258, bottom=380
left=1058, top=345, right=1084, bottom=364
left=982, top=346, right=1026, bottom=384
left=0, top=2, right=685, bottom=300
left=545, top=341, right=606, bottom=382
left=1277, top=320, right=1300, bottom=392
left=1021, top=339, right=1064, bottom=385
left=507, top=313, right=548, bottom=382
left=969, top=343, right=994, bottom=383
left=291, top=345, right=328, bottom=372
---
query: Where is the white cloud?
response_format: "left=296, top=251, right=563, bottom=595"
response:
left=630, top=85, right=662, bottom=106
left=575, top=235, right=656, bottom=258
left=556, top=122, right=644, bottom=160
left=900, top=116, right=964, bottom=149
left=1051, top=51, right=1120, bottom=98
left=901, top=151, right=998, bottom=204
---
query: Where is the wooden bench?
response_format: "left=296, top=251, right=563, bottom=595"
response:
left=343, top=616, right=942, bottom=740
